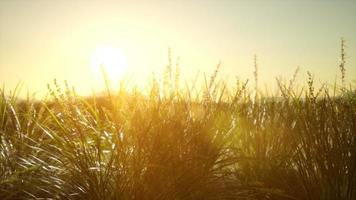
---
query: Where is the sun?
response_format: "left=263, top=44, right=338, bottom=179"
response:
left=91, top=46, right=128, bottom=82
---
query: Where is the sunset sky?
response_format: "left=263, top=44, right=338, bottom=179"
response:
left=1, top=0, right=355, bottom=96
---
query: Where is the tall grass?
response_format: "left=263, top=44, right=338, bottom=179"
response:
left=0, top=42, right=355, bottom=200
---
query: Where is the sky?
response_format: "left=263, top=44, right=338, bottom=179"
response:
left=0, top=0, right=355, bottom=96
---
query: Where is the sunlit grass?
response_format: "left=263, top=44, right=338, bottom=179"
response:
left=1, top=42, right=355, bottom=200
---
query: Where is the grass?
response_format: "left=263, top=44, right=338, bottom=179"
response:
left=1, top=44, right=355, bottom=200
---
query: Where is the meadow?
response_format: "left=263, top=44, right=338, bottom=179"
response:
left=0, top=48, right=355, bottom=200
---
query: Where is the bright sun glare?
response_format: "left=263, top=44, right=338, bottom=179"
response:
left=91, top=46, right=128, bottom=82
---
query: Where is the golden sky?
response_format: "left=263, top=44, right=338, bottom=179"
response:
left=1, top=0, right=356, bottom=96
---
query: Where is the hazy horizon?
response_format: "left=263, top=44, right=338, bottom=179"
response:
left=1, top=0, right=356, bottom=96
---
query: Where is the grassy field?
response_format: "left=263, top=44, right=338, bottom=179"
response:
left=1, top=55, right=355, bottom=200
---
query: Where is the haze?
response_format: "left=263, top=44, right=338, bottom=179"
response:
left=1, top=0, right=355, bottom=96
